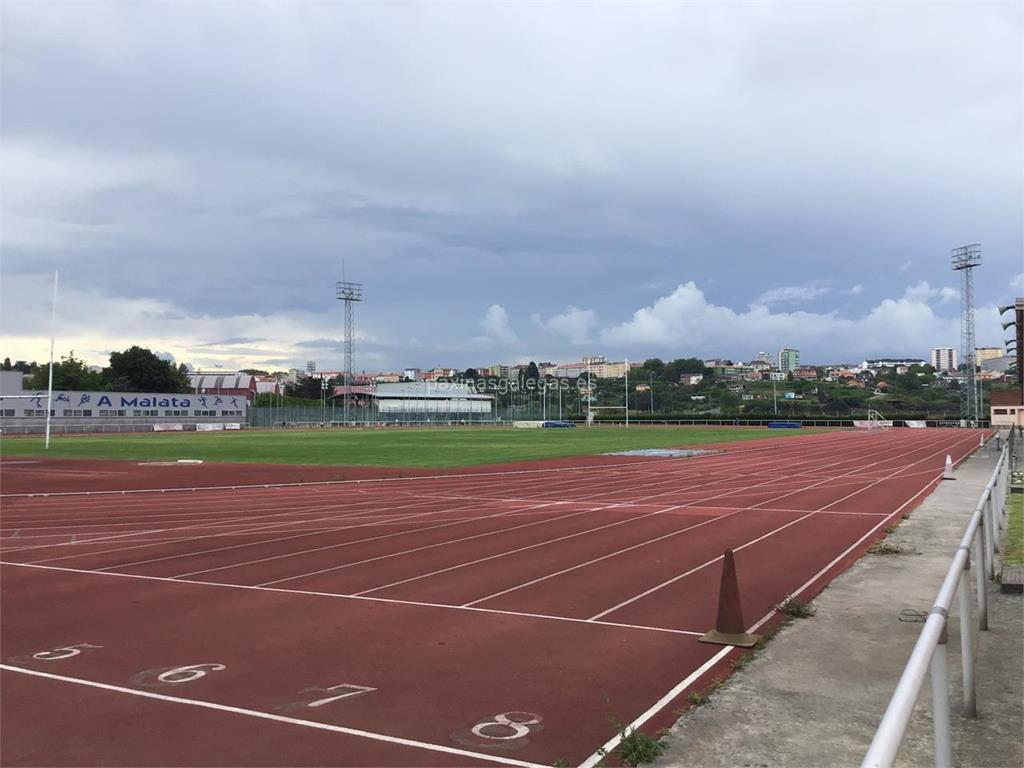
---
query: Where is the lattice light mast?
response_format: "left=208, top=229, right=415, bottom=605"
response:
left=951, top=244, right=981, bottom=423
left=335, top=280, right=363, bottom=423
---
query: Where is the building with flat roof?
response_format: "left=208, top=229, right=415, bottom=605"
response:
left=332, top=381, right=493, bottom=418
left=778, top=348, right=799, bottom=372
left=931, top=347, right=958, bottom=371
left=975, top=347, right=1004, bottom=365
left=0, top=372, right=246, bottom=434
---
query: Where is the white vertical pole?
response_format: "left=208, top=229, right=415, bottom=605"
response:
left=625, top=358, right=629, bottom=429
left=930, top=626, right=953, bottom=768
left=587, top=360, right=591, bottom=427
left=44, top=270, right=58, bottom=450
left=957, top=575, right=977, bottom=717
left=973, top=532, right=988, bottom=631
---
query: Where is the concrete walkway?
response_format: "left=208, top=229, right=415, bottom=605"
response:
left=653, top=445, right=1023, bottom=768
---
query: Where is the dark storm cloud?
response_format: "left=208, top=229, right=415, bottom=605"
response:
left=1, top=1, right=1020, bottom=368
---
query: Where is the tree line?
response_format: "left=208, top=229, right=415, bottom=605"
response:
left=3, top=347, right=192, bottom=393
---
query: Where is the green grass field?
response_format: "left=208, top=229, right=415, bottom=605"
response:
left=0, top=426, right=827, bottom=468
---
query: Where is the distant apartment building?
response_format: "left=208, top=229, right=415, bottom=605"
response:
left=540, top=356, right=640, bottom=379
left=756, top=351, right=773, bottom=366
left=778, top=348, right=800, bottom=372
left=931, top=347, right=958, bottom=371
left=975, top=347, right=1003, bottom=365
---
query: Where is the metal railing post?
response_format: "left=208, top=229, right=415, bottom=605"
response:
left=957, top=574, right=976, bottom=717
left=973, top=534, right=988, bottom=631
left=930, top=623, right=953, bottom=768
left=861, top=446, right=1007, bottom=767
left=984, top=497, right=998, bottom=576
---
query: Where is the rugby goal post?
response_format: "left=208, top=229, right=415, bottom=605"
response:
left=586, top=405, right=626, bottom=427
left=853, top=410, right=894, bottom=430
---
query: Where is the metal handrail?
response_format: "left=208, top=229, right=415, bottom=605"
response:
left=862, top=439, right=1010, bottom=767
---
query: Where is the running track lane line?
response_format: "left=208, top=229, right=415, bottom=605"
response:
left=256, top=432, right=914, bottom=590
left=585, top=429, right=978, bottom=621
left=0, top=562, right=705, bottom=638
left=0, top=430, right=856, bottom=498
left=576, top=444, right=975, bottom=768
left=466, top=430, right=958, bottom=616
left=0, top=664, right=547, bottom=768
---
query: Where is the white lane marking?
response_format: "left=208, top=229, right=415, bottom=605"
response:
left=0, top=561, right=704, bottom=637
left=576, top=459, right=952, bottom=768
left=254, top=460, right=781, bottom=588
left=0, top=664, right=546, bottom=768
left=0, top=429, right=863, bottom=499
left=174, top=455, right=714, bottom=581
left=460, top=431, right=933, bottom=610
left=459, top=512, right=739, bottom=608
left=250, top=504, right=599, bottom=586
left=586, top=430, right=979, bottom=621
left=29, top=493, right=501, bottom=566
left=152, top=500, right=571, bottom=578
left=290, top=433, right=912, bottom=593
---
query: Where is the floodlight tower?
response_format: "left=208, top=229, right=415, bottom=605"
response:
left=951, top=244, right=981, bottom=423
left=336, top=279, right=363, bottom=424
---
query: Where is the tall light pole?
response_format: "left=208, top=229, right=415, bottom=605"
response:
left=951, top=244, right=981, bottom=424
left=335, top=278, right=363, bottom=425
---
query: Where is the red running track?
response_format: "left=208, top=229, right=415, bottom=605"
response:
left=0, top=428, right=985, bottom=767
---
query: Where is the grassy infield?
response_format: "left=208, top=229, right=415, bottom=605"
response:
left=0, top=426, right=825, bottom=468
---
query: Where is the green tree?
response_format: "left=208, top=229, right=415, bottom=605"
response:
left=102, top=346, right=191, bottom=393
left=28, top=352, right=102, bottom=391
left=287, top=375, right=335, bottom=400
left=1, top=357, right=11, bottom=371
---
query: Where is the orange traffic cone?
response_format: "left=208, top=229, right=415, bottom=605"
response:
left=699, top=549, right=762, bottom=648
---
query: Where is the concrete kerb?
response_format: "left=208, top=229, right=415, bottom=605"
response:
left=652, top=448, right=1023, bottom=768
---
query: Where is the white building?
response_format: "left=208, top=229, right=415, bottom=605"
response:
left=371, top=382, right=493, bottom=416
left=931, top=347, right=958, bottom=371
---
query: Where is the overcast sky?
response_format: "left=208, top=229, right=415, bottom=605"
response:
left=2, top=1, right=1021, bottom=372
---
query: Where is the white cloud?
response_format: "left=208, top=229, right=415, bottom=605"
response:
left=904, top=280, right=958, bottom=304
left=531, top=306, right=597, bottom=344
left=846, top=284, right=864, bottom=295
left=752, top=282, right=831, bottom=306
left=0, top=272, right=391, bottom=372
left=898, top=261, right=913, bottom=273
left=1010, top=273, right=1024, bottom=292
left=601, top=280, right=1000, bottom=360
left=480, top=304, right=517, bottom=342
